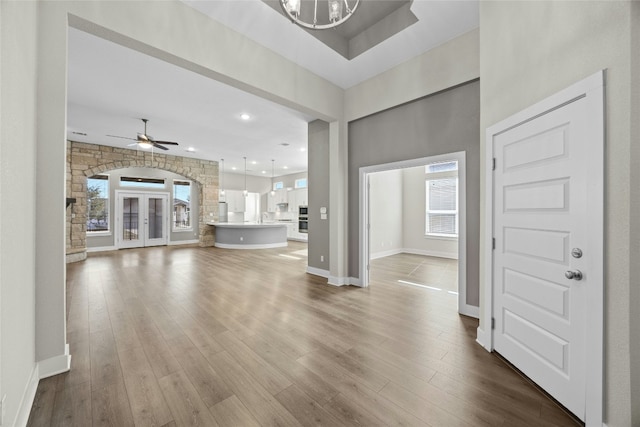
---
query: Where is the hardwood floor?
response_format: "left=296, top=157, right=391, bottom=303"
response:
left=27, top=243, right=580, bottom=426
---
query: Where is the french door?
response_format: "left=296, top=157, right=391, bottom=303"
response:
left=116, top=192, right=169, bottom=249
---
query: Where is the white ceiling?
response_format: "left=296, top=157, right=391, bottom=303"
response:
left=66, top=1, right=478, bottom=177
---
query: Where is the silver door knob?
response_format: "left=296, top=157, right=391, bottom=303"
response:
left=565, top=270, right=583, bottom=280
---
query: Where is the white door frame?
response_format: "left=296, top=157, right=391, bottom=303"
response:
left=479, top=70, right=604, bottom=425
left=115, top=190, right=170, bottom=249
left=359, top=151, right=475, bottom=318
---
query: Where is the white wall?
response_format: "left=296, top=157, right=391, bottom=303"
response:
left=480, top=2, right=634, bottom=424
left=0, top=1, right=39, bottom=425
left=402, top=166, right=457, bottom=259
left=369, top=169, right=403, bottom=258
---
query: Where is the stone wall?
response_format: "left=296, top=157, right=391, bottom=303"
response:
left=66, top=141, right=218, bottom=262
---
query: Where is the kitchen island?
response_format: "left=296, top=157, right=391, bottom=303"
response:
left=207, top=222, right=288, bottom=249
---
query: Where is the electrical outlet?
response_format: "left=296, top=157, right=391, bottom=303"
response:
left=320, top=255, right=324, bottom=262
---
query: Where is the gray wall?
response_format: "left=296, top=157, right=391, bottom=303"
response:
left=348, top=80, right=480, bottom=305
left=480, top=2, right=636, bottom=424
left=308, top=120, right=330, bottom=271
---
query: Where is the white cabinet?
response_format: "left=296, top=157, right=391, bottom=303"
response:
left=267, top=192, right=276, bottom=212
left=287, top=189, right=308, bottom=213
left=275, top=189, right=288, bottom=204
left=225, top=190, right=246, bottom=212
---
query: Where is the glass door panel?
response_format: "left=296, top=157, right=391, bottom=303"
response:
left=145, top=196, right=167, bottom=246
left=122, top=197, right=140, bottom=242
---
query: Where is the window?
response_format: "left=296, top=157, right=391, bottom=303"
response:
left=87, top=174, right=109, bottom=233
left=425, top=161, right=458, bottom=237
left=120, top=177, right=165, bottom=188
left=173, top=180, right=191, bottom=230
left=273, top=181, right=284, bottom=190
left=295, top=178, right=308, bottom=189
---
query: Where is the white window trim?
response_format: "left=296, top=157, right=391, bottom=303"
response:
left=425, top=169, right=459, bottom=238
left=87, top=174, right=111, bottom=235
left=173, top=179, right=193, bottom=232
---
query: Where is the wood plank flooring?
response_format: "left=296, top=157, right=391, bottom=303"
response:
left=27, top=243, right=580, bottom=426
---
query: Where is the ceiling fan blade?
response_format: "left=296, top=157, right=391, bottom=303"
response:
left=154, top=140, right=179, bottom=145
left=151, top=142, right=169, bottom=151
left=107, top=134, right=137, bottom=141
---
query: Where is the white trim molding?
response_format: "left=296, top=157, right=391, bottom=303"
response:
left=482, top=70, right=604, bottom=425
left=168, top=239, right=200, bottom=246
left=214, top=242, right=287, bottom=250
left=327, top=276, right=350, bottom=287
left=306, top=266, right=329, bottom=278
left=14, top=365, right=40, bottom=427
left=401, top=248, right=458, bottom=260
left=38, top=343, right=71, bottom=379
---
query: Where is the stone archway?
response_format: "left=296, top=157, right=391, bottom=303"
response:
left=66, top=141, right=218, bottom=262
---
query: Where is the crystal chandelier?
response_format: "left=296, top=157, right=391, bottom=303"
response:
left=280, top=0, right=360, bottom=30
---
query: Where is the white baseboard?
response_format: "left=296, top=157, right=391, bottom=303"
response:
left=349, top=277, right=363, bottom=287
left=14, top=364, right=40, bottom=427
left=459, top=303, right=479, bottom=319
left=402, top=248, right=458, bottom=260
left=476, top=326, right=491, bottom=351
left=214, top=242, right=287, bottom=249
left=38, top=344, right=71, bottom=379
left=168, top=239, right=200, bottom=246
left=306, top=266, right=329, bottom=278
left=86, top=245, right=117, bottom=253
left=370, top=248, right=403, bottom=260
left=327, top=276, right=349, bottom=287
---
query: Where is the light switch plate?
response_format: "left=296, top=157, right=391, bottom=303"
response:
left=321, top=213, right=327, bottom=220
left=320, top=207, right=327, bottom=214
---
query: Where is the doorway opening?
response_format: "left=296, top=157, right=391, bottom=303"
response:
left=116, top=191, right=170, bottom=249
left=360, top=151, right=475, bottom=317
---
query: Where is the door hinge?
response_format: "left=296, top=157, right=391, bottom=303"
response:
left=492, top=238, right=496, bottom=250
left=492, top=157, right=496, bottom=171
left=491, top=317, right=495, bottom=330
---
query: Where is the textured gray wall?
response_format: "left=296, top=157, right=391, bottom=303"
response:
left=348, top=80, right=480, bottom=305
left=308, top=120, right=331, bottom=271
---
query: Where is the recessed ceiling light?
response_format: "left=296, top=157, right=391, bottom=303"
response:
left=261, top=171, right=266, bottom=174
left=283, top=166, right=289, bottom=169
left=300, top=147, right=306, bottom=152
left=251, top=161, right=257, bottom=165
left=240, top=113, right=251, bottom=121
left=232, top=167, right=237, bottom=170
left=186, top=147, right=195, bottom=152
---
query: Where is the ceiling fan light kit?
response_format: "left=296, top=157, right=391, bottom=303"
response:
left=280, top=0, right=359, bottom=30
left=107, top=118, right=179, bottom=151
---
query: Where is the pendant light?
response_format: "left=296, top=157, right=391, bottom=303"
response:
left=270, top=159, right=276, bottom=196
left=243, top=157, right=248, bottom=197
left=220, top=158, right=225, bottom=198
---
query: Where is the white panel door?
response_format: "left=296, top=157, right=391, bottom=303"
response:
left=117, top=192, right=168, bottom=249
left=493, top=97, right=593, bottom=419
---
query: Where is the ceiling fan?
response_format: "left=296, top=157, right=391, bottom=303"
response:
left=107, top=118, right=179, bottom=151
